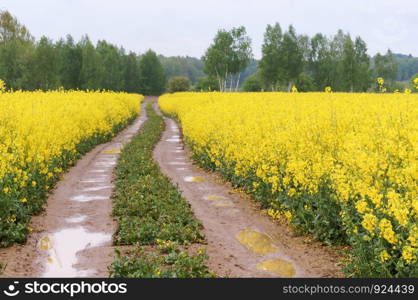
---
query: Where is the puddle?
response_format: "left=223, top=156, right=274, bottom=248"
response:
left=71, top=195, right=109, bottom=202
left=88, top=169, right=107, bottom=173
left=95, top=162, right=116, bottom=166
left=79, top=176, right=110, bottom=183
left=184, top=176, right=204, bottom=183
left=197, top=186, right=210, bottom=191
left=166, top=138, right=181, bottom=142
left=214, top=200, right=233, bottom=207
left=171, top=135, right=180, bottom=138
left=168, top=162, right=189, bottom=165
left=79, top=179, right=108, bottom=183
left=174, top=150, right=183, bottom=153
left=176, top=167, right=188, bottom=171
left=236, top=230, right=278, bottom=254
left=40, top=227, right=111, bottom=277
left=81, top=186, right=112, bottom=192
left=84, top=174, right=109, bottom=178
left=175, top=157, right=186, bottom=160
left=102, top=148, right=121, bottom=154
left=39, top=236, right=53, bottom=251
left=66, top=215, right=87, bottom=223
left=97, top=158, right=116, bottom=162
left=175, top=146, right=183, bottom=150
left=256, top=259, right=295, bottom=277
left=204, top=196, right=224, bottom=201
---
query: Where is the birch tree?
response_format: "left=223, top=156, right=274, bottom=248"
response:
left=202, top=27, right=252, bottom=92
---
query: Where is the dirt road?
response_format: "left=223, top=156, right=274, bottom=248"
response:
left=0, top=102, right=146, bottom=278
left=152, top=100, right=343, bottom=278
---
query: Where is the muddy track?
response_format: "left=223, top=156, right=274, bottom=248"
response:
left=0, top=100, right=146, bottom=278
left=152, top=99, right=344, bottom=278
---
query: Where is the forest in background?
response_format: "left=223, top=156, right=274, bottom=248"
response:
left=1, top=10, right=417, bottom=94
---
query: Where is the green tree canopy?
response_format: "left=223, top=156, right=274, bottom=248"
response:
left=138, top=49, right=166, bottom=95
left=259, top=23, right=282, bottom=91
left=202, top=26, right=252, bottom=91
left=167, top=76, right=191, bottom=93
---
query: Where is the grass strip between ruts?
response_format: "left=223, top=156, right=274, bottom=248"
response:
left=109, top=102, right=213, bottom=278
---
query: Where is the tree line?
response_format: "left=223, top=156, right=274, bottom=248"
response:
left=0, top=10, right=166, bottom=95
left=1, top=10, right=416, bottom=94
left=202, top=22, right=406, bottom=92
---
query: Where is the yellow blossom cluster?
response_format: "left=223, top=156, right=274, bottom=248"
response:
left=159, top=91, right=418, bottom=276
left=0, top=89, right=141, bottom=246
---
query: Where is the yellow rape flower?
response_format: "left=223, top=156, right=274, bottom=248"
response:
left=401, top=246, right=417, bottom=264
left=379, top=250, right=390, bottom=262
left=361, top=213, right=377, bottom=233
left=379, top=219, right=398, bottom=244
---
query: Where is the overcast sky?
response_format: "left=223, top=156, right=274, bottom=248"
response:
left=1, top=0, right=417, bottom=58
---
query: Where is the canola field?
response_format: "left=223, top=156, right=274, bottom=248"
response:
left=159, top=92, right=418, bottom=277
left=0, top=88, right=141, bottom=247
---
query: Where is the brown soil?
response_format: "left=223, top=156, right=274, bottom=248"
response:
left=152, top=99, right=345, bottom=278
left=0, top=101, right=146, bottom=278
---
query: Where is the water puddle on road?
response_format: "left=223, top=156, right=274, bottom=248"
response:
left=214, top=200, right=233, bottom=207
left=176, top=167, right=188, bottom=171
left=81, top=186, right=112, bottom=192
left=88, top=169, right=107, bottom=173
left=236, top=230, right=278, bottom=254
left=66, top=215, right=87, bottom=223
left=79, top=179, right=108, bottom=184
left=102, top=148, right=121, bottom=154
left=204, top=196, right=224, bottom=201
left=95, top=162, right=116, bottom=167
left=184, top=176, right=204, bottom=183
left=168, top=161, right=189, bottom=165
left=166, top=138, right=181, bottom=142
left=71, top=195, right=109, bottom=202
left=256, top=259, right=295, bottom=277
left=40, top=227, right=111, bottom=277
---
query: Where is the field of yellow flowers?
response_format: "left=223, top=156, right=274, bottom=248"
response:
left=159, top=92, right=418, bottom=277
left=0, top=85, right=141, bottom=247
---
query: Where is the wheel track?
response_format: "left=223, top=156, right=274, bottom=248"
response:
left=152, top=98, right=344, bottom=278
left=0, top=100, right=146, bottom=278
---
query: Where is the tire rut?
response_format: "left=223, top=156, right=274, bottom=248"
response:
left=0, top=100, right=146, bottom=278
left=152, top=99, right=344, bottom=278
